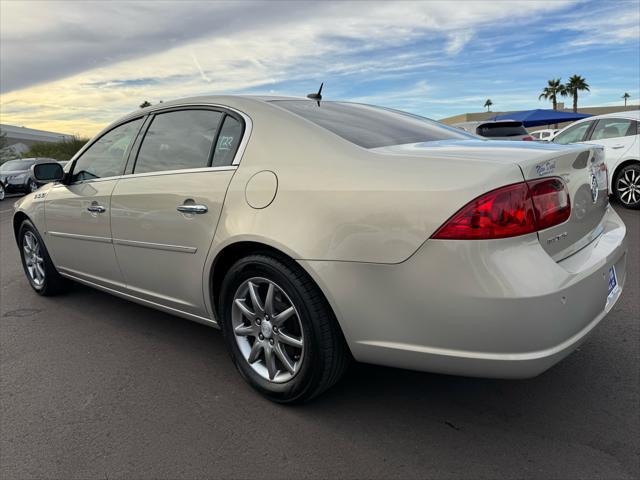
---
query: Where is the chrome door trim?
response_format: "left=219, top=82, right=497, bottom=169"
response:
left=48, top=231, right=112, bottom=244
left=58, top=270, right=218, bottom=327
left=112, top=238, right=197, bottom=254
left=65, top=165, right=238, bottom=185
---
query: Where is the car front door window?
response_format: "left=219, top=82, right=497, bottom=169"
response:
left=71, top=118, right=144, bottom=182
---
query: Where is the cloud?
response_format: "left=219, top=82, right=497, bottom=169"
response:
left=3, top=0, right=637, bottom=136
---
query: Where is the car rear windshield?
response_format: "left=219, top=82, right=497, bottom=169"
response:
left=0, top=159, right=35, bottom=171
left=271, top=100, right=473, bottom=149
left=476, top=122, right=528, bottom=138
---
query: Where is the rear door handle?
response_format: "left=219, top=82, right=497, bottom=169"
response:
left=177, top=204, right=208, bottom=214
left=87, top=205, right=106, bottom=213
left=611, top=145, right=625, bottom=149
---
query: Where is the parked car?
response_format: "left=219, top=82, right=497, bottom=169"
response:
left=530, top=129, right=558, bottom=141
left=13, top=96, right=627, bottom=402
left=453, top=120, right=534, bottom=141
left=553, top=111, right=639, bottom=208
left=0, top=157, right=58, bottom=197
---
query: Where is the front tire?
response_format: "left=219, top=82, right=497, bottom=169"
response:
left=219, top=254, right=350, bottom=403
left=28, top=179, right=39, bottom=193
left=614, top=163, right=640, bottom=209
left=0, top=183, right=5, bottom=201
left=18, top=220, right=69, bottom=295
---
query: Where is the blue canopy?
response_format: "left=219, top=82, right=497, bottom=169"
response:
left=491, top=109, right=591, bottom=127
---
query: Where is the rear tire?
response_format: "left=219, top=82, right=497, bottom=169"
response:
left=219, top=253, right=350, bottom=403
left=613, top=163, right=640, bottom=209
left=18, top=220, right=69, bottom=296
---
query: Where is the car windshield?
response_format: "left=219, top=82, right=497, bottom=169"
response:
left=477, top=122, right=528, bottom=137
left=0, top=159, right=35, bottom=171
left=271, top=100, right=474, bottom=148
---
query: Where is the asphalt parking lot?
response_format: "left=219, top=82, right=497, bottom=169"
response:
left=0, top=197, right=638, bottom=480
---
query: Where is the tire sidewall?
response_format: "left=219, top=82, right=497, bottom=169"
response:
left=219, top=256, right=323, bottom=402
left=615, top=164, right=640, bottom=209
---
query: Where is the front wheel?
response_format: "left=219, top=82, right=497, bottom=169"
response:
left=18, top=220, right=69, bottom=295
left=219, top=254, right=350, bottom=403
left=614, top=163, right=640, bottom=209
left=0, top=183, right=5, bottom=201
left=28, top=179, right=39, bottom=193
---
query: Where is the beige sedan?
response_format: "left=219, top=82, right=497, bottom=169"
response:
left=13, top=96, right=627, bottom=402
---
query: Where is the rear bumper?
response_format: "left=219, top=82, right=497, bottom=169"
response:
left=300, top=206, right=627, bottom=379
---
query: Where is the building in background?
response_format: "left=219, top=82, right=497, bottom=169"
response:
left=0, top=123, right=73, bottom=156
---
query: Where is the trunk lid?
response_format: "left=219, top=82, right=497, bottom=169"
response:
left=373, top=140, right=609, bottom=261
left=517, top=143, right=608, bottom=261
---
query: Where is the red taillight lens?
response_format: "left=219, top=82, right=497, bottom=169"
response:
left=432, top=178, right=570, bottom=240
left=522, top=136, right=534, bottom=141
left=527, top=177, right=571, bottom=230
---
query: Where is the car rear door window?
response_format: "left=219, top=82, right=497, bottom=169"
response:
left=211, top=115, right=243, bottom=167
left=134, top=110, right=223, bottom=174
left=553, top=121, right=593, bottom=145
left=590, top=118, right=634, bottom=140
left=72, top=118, right=144, bottom=182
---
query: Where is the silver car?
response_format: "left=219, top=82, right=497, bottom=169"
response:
left=13, top=96, right=628, bottom=402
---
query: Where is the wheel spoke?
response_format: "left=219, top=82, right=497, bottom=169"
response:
left=234, top=298, right=256, bottom=321
left=35, top=263, right=45, bottom=280
left=264, top=345, right=278, bottom=380
left=234, top=323, right=256, bottom=337
left=272, top=306, right=295, bottom=327
left=247, top=341, right=263, bottom=364
left=264, top=283, right=275, bottom=316
left=274, top=343, right=295, bottom=374
left=248, top=281, right=264, bottom=314
left=277, top=330, right=303, bottom=349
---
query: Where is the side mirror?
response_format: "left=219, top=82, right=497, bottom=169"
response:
left=32, top=162, right=64, bottom=183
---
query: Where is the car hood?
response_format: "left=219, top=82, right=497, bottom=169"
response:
left=371, top=139, right=586, bottom=166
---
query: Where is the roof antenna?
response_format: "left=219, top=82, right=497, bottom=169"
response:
left=307, top=82, right=323, bottom=106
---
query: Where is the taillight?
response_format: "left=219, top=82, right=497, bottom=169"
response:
left=523, top=136, right=534, bottom=141
left=432, top=178, right=570, bottom=240
left=527, top=178, right=571, bottom=230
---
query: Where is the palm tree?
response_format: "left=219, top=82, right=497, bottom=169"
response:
left=484, top=99, right=493, bottom=112
left=538, top=78, right=567, bottom=110
left=622, top=92, right=631, bottom=107
left=565, top=75, right=590, bottom=113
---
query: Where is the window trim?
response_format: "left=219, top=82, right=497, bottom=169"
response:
left=127, top=105, right=248, bottom=177
left=65, top=103, right=252, bottom=184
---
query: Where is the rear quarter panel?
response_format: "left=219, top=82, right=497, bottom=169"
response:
left=208, top=101, right=525, bottom=264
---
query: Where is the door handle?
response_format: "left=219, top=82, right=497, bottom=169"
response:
left=87, top=205, right=106, bottom=213
left=177, top=204, right=208, bottom=214
left=611, top=145, right=625, bottom=149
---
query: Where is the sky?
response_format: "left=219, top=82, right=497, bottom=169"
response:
left=0, top=0, right=639, bottom=137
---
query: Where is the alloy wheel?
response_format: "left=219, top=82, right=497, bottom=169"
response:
left=22, top=231, right=45, bottom=287
left=617, top=167, right=640, bottom=206
left=232, top=277, right=305, bottom=383
left=29, top=180, right=39, bottom=193
left=0, top=184, right=5, bottom=201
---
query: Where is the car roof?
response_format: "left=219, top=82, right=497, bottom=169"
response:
left=577, top=110, right=639, bottom=122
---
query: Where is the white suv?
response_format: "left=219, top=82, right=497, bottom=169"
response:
left=553, top=111, right=639, bottom=209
